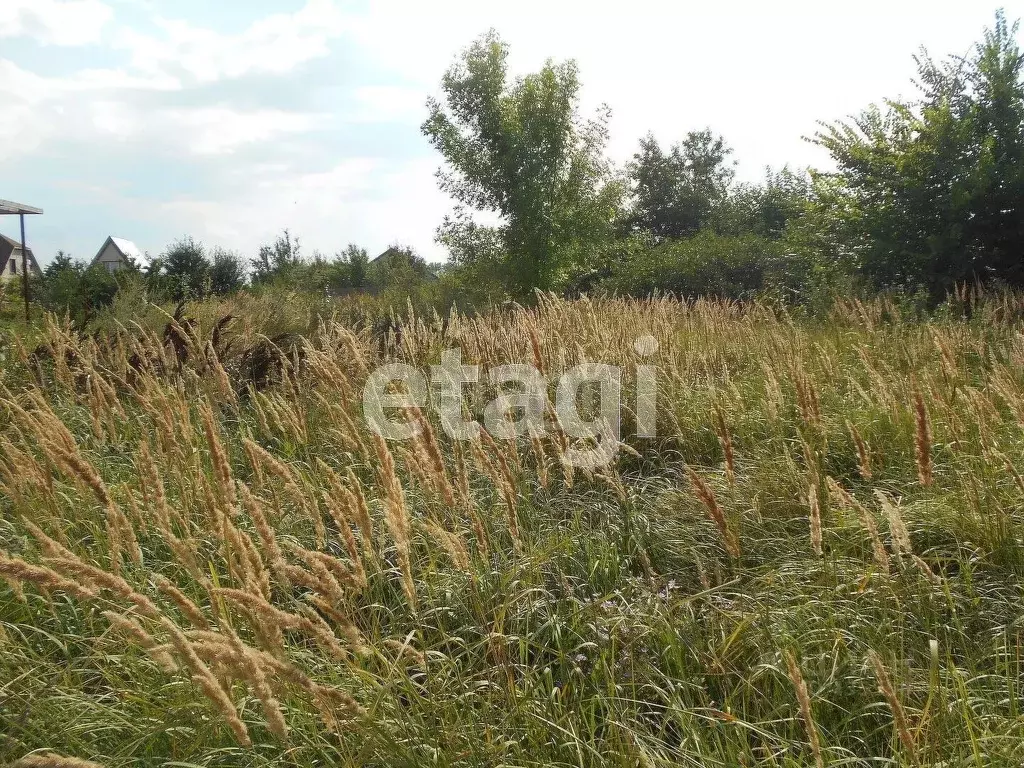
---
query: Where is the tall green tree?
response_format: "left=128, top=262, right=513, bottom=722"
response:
left=815, top=11, right=1024, bottom=296
left=251, top=230, right=302, bottom=286
left=625, top=130, right=734, bottom=239
left=209, top=248, right=247, bottom=295
left=335, top=244, right=369, bottom=291
left=39, top=253, right=121, bottom=324
left=163, top=236, right=210, bottom=301
left=422, top=31, right=621, bottom=298
left=44, top=250, right=75, bottom=279
left=714, top=167, right=811, bottom=239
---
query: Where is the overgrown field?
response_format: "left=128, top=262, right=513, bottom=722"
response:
left=4, top=290, right=1024, bottom=766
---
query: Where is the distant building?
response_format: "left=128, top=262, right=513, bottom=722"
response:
left=0, top=234, right=41, bottom=283
left=92, top=236, right=141, bottom=273
left=369, top=246, right=404, bottom=267
left=369, top=247, right=439, bottom=280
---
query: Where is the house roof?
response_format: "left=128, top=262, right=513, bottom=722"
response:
left=92, top=235, right=141, bottom=265
left=369, top=247, right=440, bottom=280
left=0, top=199, right=43, bottom=215
left=369, top=247, right=403, bottom=265
left=0, top=233, right=40, bottom=274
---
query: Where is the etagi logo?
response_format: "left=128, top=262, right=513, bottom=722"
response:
left=362, top=336, right=659, bottom=469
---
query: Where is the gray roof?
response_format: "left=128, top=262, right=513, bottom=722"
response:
left=0, top=199, right=43, bottom=215
left=369, top=247, right=439, bottom=280
left=369, top=246, right=404, bottom=265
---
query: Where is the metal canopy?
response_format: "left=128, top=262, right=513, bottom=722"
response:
left=0, top=199, right=43, bottom=216
left=0, top=198, right=43, bottom=323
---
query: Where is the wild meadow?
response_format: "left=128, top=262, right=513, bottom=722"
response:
left=3, top=288, right=1024, bottom=766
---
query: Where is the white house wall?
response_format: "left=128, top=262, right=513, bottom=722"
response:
left=96, top=242, right=125, bottom=273
left=0, top=250, right=37, bottom=283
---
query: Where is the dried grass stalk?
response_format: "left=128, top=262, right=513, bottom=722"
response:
left=868, top=649, right=917, bottom=761
left=101, top=610, right=178, bottom=672
left=783, top=650, right=824, bottom=768
left=713, top=403, right=735, bottom=486
left=808, top=484, right=823, bottom=558
left=846, top=420, right=872, bottom=479
left=155, top=576, right=210, bottom=630
left=158, top=616, right=251, bottom=746
left=875, top=490, right=912, bottom=556
left=829, top=480, right=890, bottom=572
left=9, top=753, right=107, bottom=768
left=0, top=552, right=99, bottom=602
left=201, top=402, right=238, bottom=514
left=472, top=433, right=520, bottom=547
left=373, top=434, right=417, bottom=610
left=913, top=388, right=933, bottom=487
left=686, top=466, right=740, bottom=559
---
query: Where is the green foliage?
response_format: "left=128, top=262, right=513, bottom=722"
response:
left=250, top=230, right=302, bottom=286
left=337, top=243, right=370, bottom=292
left=624, top=129, right=735, bottom=239
left=44, top=249, right=74, bottom=277
left=209, top=248, right=247, bottom=295
left=422, top=31, right=622, bottom=299
left=714, top=166, right=811, bottom=239
left=28, top=12, right=1024, bottom=323
left=162, top=236, right=211, bottom=301
left=815, top=10, right=1024, bottom=297
left=10, top=292, right=1024, bottom=765
left=597, top=230, right=795, bottom=299
left=37, top=253, right=129, bottom=325
left=307, top=245, right=372, bottom=296
left=433, top=256, right=511, bottom=310
left=367, top=245, right=433, bottom=291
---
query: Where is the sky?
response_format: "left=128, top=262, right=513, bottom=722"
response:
left=0, top=0, right=1018, bottom=267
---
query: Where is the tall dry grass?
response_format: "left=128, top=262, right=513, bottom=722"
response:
left=3, top=288, right=1024, bottom=764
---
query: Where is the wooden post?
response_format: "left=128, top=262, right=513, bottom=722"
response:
left=20, top=212, right=29, bottom=323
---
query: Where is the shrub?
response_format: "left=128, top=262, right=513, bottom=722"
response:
left=598, top=231, right=792, bottom=299
left=209, top=248, right=247, bottom=295
left=39, top=259, right=121, bottom=325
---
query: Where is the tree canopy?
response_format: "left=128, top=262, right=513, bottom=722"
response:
left=815, top=10, right=1024, bottom=297
left=624, top=130, right=735, bottom=240
left=422, top=31, right=622, bottom=299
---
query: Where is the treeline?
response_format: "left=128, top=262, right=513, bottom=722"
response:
left=31, top=232, right=440, bottom=324
left=424, top=11, right=1024, bottom=305
left=23, top=11, right=1024, bottom=323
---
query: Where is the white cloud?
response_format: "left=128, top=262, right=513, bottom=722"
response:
left=0, top=103, right=43, bottom=156
left=89, top=100, right=138, bottom=140
left=149, top=158, right=451, bottom=260
left=350, top=85, right=427, bottom=123
left=117, top=0, right=347, bottom=84
left=0, top=59, right=177, bottom=103
left=0, top=61, right=63, bottom=157
left=0, top=0, right=113, bottom=46
left=68, top=68, right=180, bottom=92
left=1, top=52, right=312, bottom=156
left=0, top=59, right=54, bottom=103
left=0, top=58, right=181, bottom=158
left=0, top=1, right=348, bottom=158
left=84, top=100, right=321, bottom=154
left=164, top=108, right=319, bottom=154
